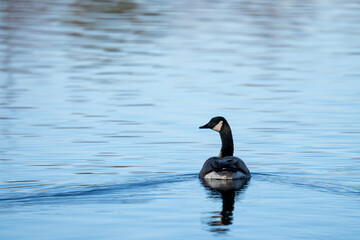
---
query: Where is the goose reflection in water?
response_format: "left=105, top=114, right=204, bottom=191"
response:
left=201, top=178, right=249, bottom=233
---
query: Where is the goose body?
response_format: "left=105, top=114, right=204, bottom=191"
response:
left=199, top=116, right=251, bottom=180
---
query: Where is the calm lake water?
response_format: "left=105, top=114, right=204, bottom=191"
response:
left=1, top=0, right=360, bottom=239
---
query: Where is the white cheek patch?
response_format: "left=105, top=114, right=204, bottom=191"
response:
left=212, top=120, right=223, bottom=132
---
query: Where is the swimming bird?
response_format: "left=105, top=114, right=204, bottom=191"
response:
left=199, top=116, right=251, bottom=179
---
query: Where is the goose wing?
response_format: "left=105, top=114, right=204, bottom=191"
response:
left=199, top=156, right=250, bottom=178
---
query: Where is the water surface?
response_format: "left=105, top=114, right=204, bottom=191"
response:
left=1, top=0, right=360, bottom=239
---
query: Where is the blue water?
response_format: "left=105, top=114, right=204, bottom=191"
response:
left=1, top=0, right=360, bottom=239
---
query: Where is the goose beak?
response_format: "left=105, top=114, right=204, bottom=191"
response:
left=199, top=123, right=210, bottom=129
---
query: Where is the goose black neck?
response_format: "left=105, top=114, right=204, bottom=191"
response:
left=219, top=122, right=234, bottom=157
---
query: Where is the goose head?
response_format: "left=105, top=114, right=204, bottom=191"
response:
left=199, top=116, right=226, bottom=132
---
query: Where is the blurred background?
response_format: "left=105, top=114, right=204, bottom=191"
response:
left=1, top=0, right=360, bottom=239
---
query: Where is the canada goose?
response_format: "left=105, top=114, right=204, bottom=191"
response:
left=199, top=116, right=251, bottom=179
